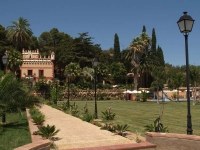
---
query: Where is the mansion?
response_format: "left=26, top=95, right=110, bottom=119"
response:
left=19, top=49, right=55, bottom=85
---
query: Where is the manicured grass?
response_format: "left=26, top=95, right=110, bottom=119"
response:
left=72, top=100, right=200, bottom=136
left=0, top=112, right=31, bottom=150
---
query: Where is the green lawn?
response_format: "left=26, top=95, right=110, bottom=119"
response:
left=0, top=112, right=31, bottom=150
left=72, top=100, right=200, bottom=136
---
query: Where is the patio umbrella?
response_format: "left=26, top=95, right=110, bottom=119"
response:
left=141, top=90, right=149, bottom=93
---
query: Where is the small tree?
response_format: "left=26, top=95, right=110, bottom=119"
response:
left=151, top=66, right=165, bottom=103
left=113, top=33, right=121, bottom=62
left=0, top=74, right=40, bottom=123
left=109, top=62, right=127, bottom=84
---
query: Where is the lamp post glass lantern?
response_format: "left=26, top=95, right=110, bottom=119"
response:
left=2, top=54, right=8, bottom=66
left=67, top=72, right=70, bottom=107
left=93, top=58, right=98, bottom=119
left=177, top=12, right=194, bottom=135
left=1, top=54, right=8, bottom=123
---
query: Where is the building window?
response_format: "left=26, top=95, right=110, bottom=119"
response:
left=28, top=70, right=32, bottom=75
left=39, top=70, right=44, bottom=77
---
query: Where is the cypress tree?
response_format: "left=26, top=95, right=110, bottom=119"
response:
left=151, top=28, right=156, bottom=54
left=142, top=25, right=146, bottom=32
left=114, top=33, right=121, bottom=62
left=157, top=45, right=165, bottom=66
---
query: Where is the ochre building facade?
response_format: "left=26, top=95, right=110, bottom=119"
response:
left=20, top=49, right=55, bottom=82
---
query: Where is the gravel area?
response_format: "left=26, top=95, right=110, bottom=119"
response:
left=38, top=104, right=136, bottom=150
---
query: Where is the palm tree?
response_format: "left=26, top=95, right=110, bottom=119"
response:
left=64, top=62, right=81, bottom=83
left=6, top=49, right=23, bottom=74
left=129, top=32, right=151, bottom=90
left=82, top=67, right=94, bottom=81
left=0, top=74, right=40, bottom=123
left=96, top=63, right=108, bottom=83
left=6, top=17, right=33, bottom=50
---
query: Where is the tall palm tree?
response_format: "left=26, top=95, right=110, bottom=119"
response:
left=129, top=37, right=143, bottom=90
left=0, top=74, right=40, bottom=123
left=6, top=17, right=33, bottom=50
left=129, top=32, right=151, bottom=90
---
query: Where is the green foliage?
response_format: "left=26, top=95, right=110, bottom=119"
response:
left=142, top=25, right=146, bottom=32
left=0, top=74, right=41, bottom=123
left=101, top=122, right=115, bottom=132
left=171, top=92, right=177, bottom=101
left=114, top=124, right=129, bottom=136
left=7, top=49, right=23, bottom=73
left=70, top=102, right=79, bottom=117
left=151, top=28, right=156, bottom=54
left=129, top=31, right=151, bottom=90
left=61, top=102, right=69, bottom=111
left=29, top=107, right=40, bottom=116
left=82, top=113, right=94, bottom=122
left=83, top=102, right=88, bottom=113
left=157, top=46, right=165, bottom=66
left=34, top=76, right=50, bottom=99
left=102, top=106, right=116, bottom=120
left=114, top=33, right=121, bottom=62
left=140, top=91, right=148, bottom=102
left=38, top=124, right=60, bottom=139
left=32, top=114, right=45, bottom=125
left=30, top=107, right=45, bottom=125
left=6, top=17, right=33, bottom=50
left=144, top=117, right=169, bottom=133
left=64, top=62, right=81, bottom=83
left=109, top=62, right=127, bottom=84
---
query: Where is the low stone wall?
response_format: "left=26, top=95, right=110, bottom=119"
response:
left=146, top=132, right=200, bottom=150
left=14, top=109, right=51, bottom=150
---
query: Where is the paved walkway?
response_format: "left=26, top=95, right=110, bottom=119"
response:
left=38, top=104, right=136, bottom=150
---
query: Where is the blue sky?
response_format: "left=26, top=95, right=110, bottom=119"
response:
left=0, top=0, right=200, bottom=66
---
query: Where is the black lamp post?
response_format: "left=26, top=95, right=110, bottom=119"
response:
left=177, top=12, right=194, bottom=135
left=92, top=58, right=98, bottom=119
left=2, top=54, right=8, bottom=123
left=67, top=72, right=70, bottom=107
left=2, top=54, right=8, bottom=75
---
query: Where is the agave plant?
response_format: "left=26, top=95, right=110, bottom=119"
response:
left=114, top=124, right=129, bottom=136
left=38, top=124, right=60, bottom=139
left=102, top=106, right=116, bottom=120
left=144, top=117, right=169, bottom=133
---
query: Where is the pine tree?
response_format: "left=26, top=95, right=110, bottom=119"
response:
left=114, top=33, right=121, bottom=62
left=151, top=28, right=156, bottom=54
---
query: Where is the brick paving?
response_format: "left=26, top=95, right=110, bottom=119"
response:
left=38, top=104, right=136, bottom=150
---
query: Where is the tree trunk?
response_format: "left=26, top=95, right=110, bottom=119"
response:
left=133, top=68, right=138, bottom=90
left=193, top=83, right=196, bottom=105
left=177, top=87, right=179, bottom=102
left=156, top=88, right=159, bottom=104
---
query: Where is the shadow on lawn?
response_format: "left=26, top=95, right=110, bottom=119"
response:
left=0, top=121, right=29, bottom=133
